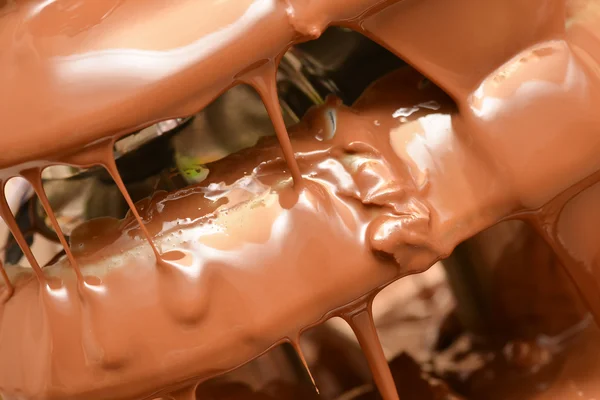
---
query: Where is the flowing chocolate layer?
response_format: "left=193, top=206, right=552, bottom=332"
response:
left=1, top=0, right=600, bottom=399
left=0, top=68, right=443, bottom=399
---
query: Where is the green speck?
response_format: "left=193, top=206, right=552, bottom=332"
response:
left=176, top=154, right=210, bottom=184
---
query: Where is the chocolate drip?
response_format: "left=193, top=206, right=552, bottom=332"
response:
left=532, top=187, right=600, bottom=326
left=289, top=338, right=319, bottom=391
left=343, top=301, right=399, bottom=400
left=534, top=216, right=600, bottom=323
left=0, top=181, right=45, bottom=283
left=245, top=61, right=304, bottom=186
left=100, top=142, right=164, bottom=262
left=20, top=168, right=84, bottom=282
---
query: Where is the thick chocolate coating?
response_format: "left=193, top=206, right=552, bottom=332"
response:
left=1, top=0, right=600, bottom=399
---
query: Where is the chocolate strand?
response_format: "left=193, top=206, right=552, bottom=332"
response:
left=290, top=338, right=320, bottom=393
left=245, top=61, right=304, bottom=187
left=99, top=142, right=163, bottom=262
left=343, top=301, right=399, bottom=400
left=0, top=180, right=45, bottom=283
left=21, top=168, right=84, bottom=282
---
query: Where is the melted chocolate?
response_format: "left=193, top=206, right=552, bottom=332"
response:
left=1, top=0, right=600, bottom=399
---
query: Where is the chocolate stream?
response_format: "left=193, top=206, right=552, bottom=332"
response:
left=343, top=301, right=399, bottom=400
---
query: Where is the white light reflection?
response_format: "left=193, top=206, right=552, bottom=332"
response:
left=390, top=114, right=453, bottom=188
left=316, top=158, right=355, bottom=193
left=392, top=100, right=441, bottom=119
left=418, top=113, right=452, bottom=150
left=470, top=42, right=583, bottom=121
left=82, top=281, right=106, bottom=295
left=267, top=205, right=291, bottom=247
left=45, top=284, right=70, bottom=302
left=470, top=85, right=503, bottom=120
left=28, top=0, right=55, bottom=19
left=164, top=249, right=204, bottom=280
left=54, top=0, right=276, bottom=84
left=196, top=205, right=291, bottom=267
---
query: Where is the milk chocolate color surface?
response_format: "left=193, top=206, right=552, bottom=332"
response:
left=1, top=0, right=600, bottom=399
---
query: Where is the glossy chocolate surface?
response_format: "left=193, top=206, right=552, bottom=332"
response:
left=1, top=0, right=600, bottom=399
